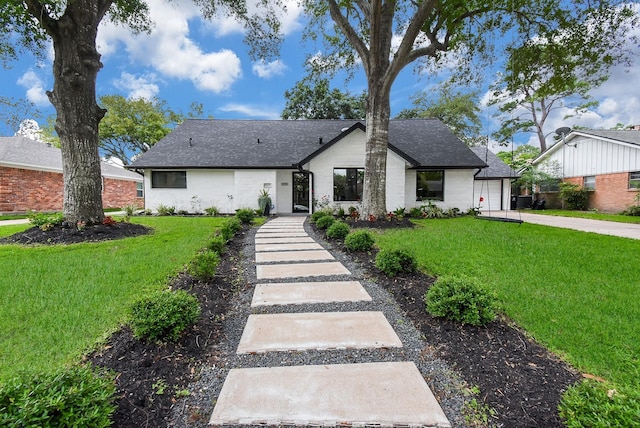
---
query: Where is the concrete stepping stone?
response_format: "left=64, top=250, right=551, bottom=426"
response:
left=254, top=236, right=315, bottom=244
left=255, top=249, right=334, bottom=263
left=236, top=311, right=402, bottom=353
left=254, top=231, right=308, bottom=237
left=209, top=361, right=451, bottom=427
left=251, top=281, right=372, bottom=306
left=255, top=242, right=323, bottom=252
left=256, top=261, right=349, bottom=279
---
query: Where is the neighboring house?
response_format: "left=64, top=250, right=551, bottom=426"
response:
left=531, top=129, right=640, bottom=212
left=128, top=119, right=488, bottom=215
left=0, top=136, right=144, bottom=213
left=471, top=147, right=520, bottom=212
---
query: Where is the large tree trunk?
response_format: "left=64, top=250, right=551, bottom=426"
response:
left=46, top=1, right=107, bottom=224
left=362, top=78, right=392, bottom=219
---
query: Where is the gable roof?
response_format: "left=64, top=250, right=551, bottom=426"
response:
left=128, top=119, right=487, bottom=170
left=535, top=129, right=640, bottom=164
left=0, top=136, right=142, bottom=181
left=470, top=147, right=520, bottom=179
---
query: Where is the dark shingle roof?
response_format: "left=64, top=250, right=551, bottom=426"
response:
left=128, top=119, right=487, bottom=170
left=470, top=147, right=520, bottom=179
left=576, top=129, right=640, bottom=146
left=0, top=136, right=142, bottom=181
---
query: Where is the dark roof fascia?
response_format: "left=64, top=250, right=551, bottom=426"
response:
left=126, top=165, right=300, bottom=170
left=410, top=164, right=487, bottom=170
left=387, top=142, right=420, bottom=167
left=296, top=122, right=366, bottom=166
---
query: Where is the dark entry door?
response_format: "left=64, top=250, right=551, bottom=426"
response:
left=292, top=172, right=309, bottom=213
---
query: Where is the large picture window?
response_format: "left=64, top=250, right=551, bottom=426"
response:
left=333, top=168, right=364, bottom=201
left=151, top=171, right=187, bottom=189
left=416, top=170, right=444, bottom=201
left=630, top=172, right=640, bottom=189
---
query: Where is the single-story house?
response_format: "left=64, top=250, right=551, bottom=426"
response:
left=531, top=128, right=640, bottom=212
left=0, top=136, right=144, bottom=214
left=471, top=147, right=520, bottom=212
left=127, top=119, right=490, bottom=214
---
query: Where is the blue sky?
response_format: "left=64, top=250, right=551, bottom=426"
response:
left=2, top=0, right=639, bottom=150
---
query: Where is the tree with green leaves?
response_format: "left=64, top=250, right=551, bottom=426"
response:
left=302, top=0, right=636, bottom=218
left=396, top=84, right=483, bottom=146
left=282, top=78, right=366, bottom=120
left=0, top=97, right=41, bottom=136
left=1, top=0, right=281, bottom=224
left=98, top=95, right=184, bottom=165
left=489, top=7, right=637, bottom=152
left=496, top=144, right=540, bottom=172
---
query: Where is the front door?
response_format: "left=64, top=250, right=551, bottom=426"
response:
left=292, top=172, right=309, bottom=213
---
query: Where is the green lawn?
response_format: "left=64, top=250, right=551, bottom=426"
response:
left=0, top=217, right=226, bottom=381
left=374, top=217, right=640, bottom=386
left=527, top=209, right=640, bottom=224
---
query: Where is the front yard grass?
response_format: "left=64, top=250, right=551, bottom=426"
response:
left=0, top=216, right=226, bottom=381
left=375, top=217, right=639, bottom=387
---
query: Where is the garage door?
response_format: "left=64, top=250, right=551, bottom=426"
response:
left=474, top=180, right=503, bottom=211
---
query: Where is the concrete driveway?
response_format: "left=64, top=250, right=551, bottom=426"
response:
left=482, top=211, right=640, bottom=240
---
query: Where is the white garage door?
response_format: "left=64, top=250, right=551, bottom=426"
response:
left=474, top=180, right=503, bottom=212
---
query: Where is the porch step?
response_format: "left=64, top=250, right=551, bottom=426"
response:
left=209, top=361, right=451, bottom=427
left=251, top=281, right=371, bottom=307
left=236, top=311, right=402, bottom=354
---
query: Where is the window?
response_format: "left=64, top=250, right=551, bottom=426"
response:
left=136, top=182, right=144, bottom=198
left=584, top=176, right=596, bottom=190
left=630, top=172, right=640, bottom=189
left=416, top=170, right=444, bottom=201
left=539, top=179, right=560, bottom=193
left=151, top=171, right=187, bottom=188
left=333, top=168, right=364, bottom=201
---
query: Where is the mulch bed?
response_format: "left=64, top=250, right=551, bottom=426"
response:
left=0, top=222, right=151, bottom=245
left=1, top=219, right=581, bottom=427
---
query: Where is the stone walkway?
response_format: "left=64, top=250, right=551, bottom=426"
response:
left=209, top=217, right=451, bottom=427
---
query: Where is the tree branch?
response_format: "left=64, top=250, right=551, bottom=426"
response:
left=23, top=0, right=57, bottom=33
left=327, top=0, right=370, bottom=74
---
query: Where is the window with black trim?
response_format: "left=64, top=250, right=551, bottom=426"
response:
left=151, top=171, right=187, bottom=188
left=333, top=168, right=364, bottom=201
left=416, top=170, right=444, bottom=201
left=630, top=172, right=640, bottom=189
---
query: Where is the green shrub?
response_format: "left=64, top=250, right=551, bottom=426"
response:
left=560, top=182, right=590, bottom=210
left=28, top=211, right=64, bottom=230
left=0, top=366, right=116, bottom=427
left=130, top=290, right=201, bottom=342
left=375, top=249, right=417, bottom=276
left=219, top=217, right=242, bottom=241
left=622, top=205, right=640, bottom=216
left=235, top=208, right=255, bottom=224
left=315, top=215, right=335, bottom=229
left=157, top=204, right=176, bottom=216
left=207, top=235, right=226, bottom=254
left=188, top=250, right=220, bottom=282
left=559, top=379, right=640, bottom=427
left=326, top=221, right=350, bottom=240
left=204, top=206, right=219, bottom=216
left=310, top=210, right=330, bottom=223
left=425, top=275, right=497, bottom=326
left=344, top=230, right=375, bottom=252
left=409, top=207, right=424, bottom=218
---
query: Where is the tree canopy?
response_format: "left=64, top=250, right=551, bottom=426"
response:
left=282, top=78, right=366, bottom=120
left=488, top=6, right=637, bottom=152
left=98, top=95, right=185, bottom=165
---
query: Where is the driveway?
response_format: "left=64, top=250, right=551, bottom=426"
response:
left=482, top=211, right=640, bottom=240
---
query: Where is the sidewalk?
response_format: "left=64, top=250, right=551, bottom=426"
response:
left=209, top=217, right=451, bottom=427
left=481, top=210, right=640, bottom=240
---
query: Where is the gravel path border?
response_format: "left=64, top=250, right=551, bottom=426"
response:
left=169, top=219, right=474, bottom=427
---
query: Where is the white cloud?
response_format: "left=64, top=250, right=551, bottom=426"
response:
left=17, top=70, right=49, bottom=106
left=113, top=72, right=161, bottom=100
left=203, top=0, right=304, bottom=37
left=97, top=0, right=242, bottom=94
left=252, top=59, right=287, bottom=78
left=219, top=103, right=281, bottom=119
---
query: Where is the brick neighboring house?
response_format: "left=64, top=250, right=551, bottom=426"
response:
left=530, top=128, right=640, bottom=212
left=0, top=136, right=144, bottom=214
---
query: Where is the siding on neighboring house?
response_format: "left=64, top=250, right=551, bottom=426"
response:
left=532, top=131, right=640, bottom=212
